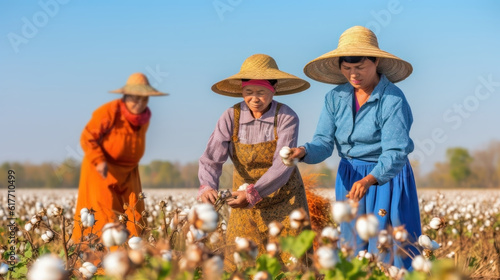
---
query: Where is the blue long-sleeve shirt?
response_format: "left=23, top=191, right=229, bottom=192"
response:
left=302, top=75, right=414, bottom=185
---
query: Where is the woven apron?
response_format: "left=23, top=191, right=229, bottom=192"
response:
left=224, top=103, right=310, bottom=272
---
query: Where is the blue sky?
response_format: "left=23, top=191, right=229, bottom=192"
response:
left=1, top=0, right=499, bottom=173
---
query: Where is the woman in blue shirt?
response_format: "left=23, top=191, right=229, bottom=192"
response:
left=289, top=26, right=421, bottom=269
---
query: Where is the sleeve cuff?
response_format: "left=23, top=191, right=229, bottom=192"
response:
left=245, top=184, right=262, bottom=208
left=300, top=144, right=311, bottom=163
left=368, top=170, right=385, bottom=186
left=197, top=185, right=216, bottom=201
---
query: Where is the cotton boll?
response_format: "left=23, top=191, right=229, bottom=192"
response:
left=418, top=235, right=433, bottom=250
left=28, top=254, right=67, bottom=280
left=128, top=236, right=142, bottom=250
left=203, top=256, right=224, bottom=280
left=429, top=217, right=446, bottom=230
left=356, top=214, right=379, bottom=241
left=235, top=237, right=250, bottom=251
left=266, top=242, right=279, bottom=256
left=0, top=263, right=9, bottom=275
left=103, top=251, right=131, bottom=278
left=279, top=146, right=291, bottom=159
left=412, top=255, right=432, bottom=272
left=237, top=183, right=249, bottom=191
left=397, top=268, right=408, bottom=278
left=41, top=230, right=54, bottom=243
left=289, top=209, right=307, bottom=229
left=321, top=227, right=340, bottom=242
left=316, top=246, right=339, bottom=269
left=282, top=158, right=298, bottom=167
left=378, top=209, right=387, bottom=217
left=377, top=230, right=392, bottom=250
left=102, top=223, right=129, bottom=247
left=393, top=226, right=408, bottom=242
left=79, top=262, right=97, bottom=279
left=111, top=228, right=128, bottom=246
left=189, top=203, right=219, bottom=233
left=268, top=221, right=283, bottom=237
left=101, top=228, right=115, bottom=247
left=25, top=223, right=33, bottom=231
left=332, top=201, right=354, bottom=223
left=161, top=250, right=172, bottom=261
left=423, top=203, right=434, bottom=213
left=387, top=266, right=399, bottom=278
left=254, top=271, right=272, bottom=280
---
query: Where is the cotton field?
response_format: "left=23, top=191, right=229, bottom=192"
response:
left=0, top=188, right=499, bottom=279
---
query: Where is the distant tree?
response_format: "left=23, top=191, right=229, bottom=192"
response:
left=178, top=162, right=199, bottom=188
left=470, top=141, right=500, bottom=188
left=410, top=160, right=422, bottom=186
left=424, top=162, right=453, bottom=188
left=446, top=147, right=473, bottom=185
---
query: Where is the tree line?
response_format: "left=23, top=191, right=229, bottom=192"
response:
left=0, top=159, right=335, bottom=189
left=1, top=140, right=498, bottom=189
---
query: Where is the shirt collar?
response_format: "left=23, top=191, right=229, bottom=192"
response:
left=337, top=74, right=390, bottom=102
left=239, top=100, right=277, bottom=124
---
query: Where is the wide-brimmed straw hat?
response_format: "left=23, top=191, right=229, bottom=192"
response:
left=304, top=26, right=412, bottom=84
left=212, top=54, right=310, bottom=97
left=110, top=73, right=169, bottom=96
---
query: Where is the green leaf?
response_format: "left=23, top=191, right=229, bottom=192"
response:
left=468, top=257, right=477, bottom=268
left=405, top=271, right=428, bottom=280
left=38, top=245, right=51, bottom=256
left=18, top=265, right=28, bottom=275
left=158, top=260, right=171, bottom=278
left=279, top=230, right=315, bottom=258
left=24, top=243, right=33, bottom=259
left=256, top=254, right=282, bottom=278
left=11, top=264, right=28, bottom=279
left=322, top=269, right=338, bottom=280
left=222, top=272, right=233, bottom=280
left=275, top=273, right=289, bottom=280
left=24, top=250, right=32, bottom=259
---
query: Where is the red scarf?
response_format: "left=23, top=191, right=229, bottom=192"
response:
left=119, top=100, right=151, bottom=127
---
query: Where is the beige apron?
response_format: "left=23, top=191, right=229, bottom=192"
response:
left=224, top=103, right=310, bottom=272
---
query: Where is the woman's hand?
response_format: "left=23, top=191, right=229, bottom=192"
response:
left=200, top=189, right=218, bottom=205
left=227, top=190, right=249, bottom=208
left=347, top=175, right=377, bottom=201
left=96, top=161, right=108, bottom=179
left=288, top=147, right=306, bottom=160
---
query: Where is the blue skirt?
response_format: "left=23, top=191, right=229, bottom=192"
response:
left=336, top=158, right=421, bottom=269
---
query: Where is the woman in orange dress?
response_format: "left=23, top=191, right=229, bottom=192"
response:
left=72, top=73, right=168, bottom=242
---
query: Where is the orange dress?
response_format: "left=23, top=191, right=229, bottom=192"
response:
left=72, top=99, right=148, bottom=242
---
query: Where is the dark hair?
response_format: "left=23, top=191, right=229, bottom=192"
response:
left=338, top=56, right=376, bottom=68
left=241, top=79, right=278, bottom=86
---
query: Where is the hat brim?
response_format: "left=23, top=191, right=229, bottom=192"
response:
left=109, top=84, right=169, bottom=96
left=304, top=46, right=413, bottom=84
left=212, top=69, right=310, bottom=97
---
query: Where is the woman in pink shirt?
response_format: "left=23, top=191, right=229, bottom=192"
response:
left=197, top=54, right=310, bottom=271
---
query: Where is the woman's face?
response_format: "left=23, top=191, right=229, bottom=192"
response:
left=340, top=58, right=380, bottom=91
left=242, top=85, right=274, bottom=118
left=123, top=95, right=149, bottom=114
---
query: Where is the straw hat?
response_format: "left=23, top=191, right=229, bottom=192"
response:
left=304, top=26, right=412, bottom=84
left=110, top=73, right=169, bottom=96
left=212, top=54, right=310, bottom=97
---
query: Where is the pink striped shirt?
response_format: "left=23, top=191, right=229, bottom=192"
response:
left=198, top=100, right=299, bottom=206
